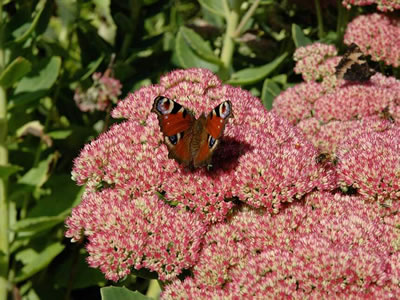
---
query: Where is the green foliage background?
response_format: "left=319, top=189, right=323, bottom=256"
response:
left=0, top=0, right=367, bottom=299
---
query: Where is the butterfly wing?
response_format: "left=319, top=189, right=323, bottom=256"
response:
left=192, top=101, right=233, bottom=168
left=152, top=96, right=195, bottom=165
left=335, top=43, right=375, bottom=82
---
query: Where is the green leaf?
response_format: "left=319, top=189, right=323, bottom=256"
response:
left=35, top=0, right=52, bottom=36
left=0, top=164, right=22, bottom=179
left=56, top=0, right=78, bottom=27
left=180, top=27, right=222, bottom=65
left=53, top=249, right=106, bottom=290
left=320, top=30, right=338, bottom=44
left=9, top=56, right=61, bottom=108
left=0, top=57, right=32, bottom=89
left=271, top=74, right=288, bottom=86
left=14, top=242, right=65, bottom=283
left=292, top=24, right=312, bottom=48
left=261, top=79, right=282, bottom=110
left=175, top=29, right=219, bottom=72
left=11, top=214, right=67, bottom=236
left=18, top=154, right=55, bottom=187
left=16, top=120, right=44, bottom=138
left=228, top=52, right=288, bottom=85
left=198, top=0, right=225, bottom=17
left=28, top=175, right=83, bottom=217
left=12, top=0, right=46, bottom=44
left=47, top=130, right=73, bottom=139
left=80, top=55, right=104, bottom=80
left=8, top=201, right=18, bottom=245
left=24, top=289, right=40, bottom=300
left=92, top=0, right=117, bottom=45
left=101, top=287, right=152, bottom=300
left=113, top=12, right=132, bottom=33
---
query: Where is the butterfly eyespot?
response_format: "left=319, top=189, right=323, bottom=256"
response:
left=155, top=97, right=175, bottom=114
left=208, top=135, right=216, bottom=148
left=218, top=101, right=231, bottom=118
left=168, top=135, right=178, bottom=145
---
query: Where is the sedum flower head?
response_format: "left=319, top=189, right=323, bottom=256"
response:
left=314, top=76, right=400, bottom=123
left=65, top=190, right=206, bottom=281
left=312, top=116, right=395, bottom=153
left=68, top=68, right=334, bottom=281
left=273, top=81, right=325, bottom=125
left=344, top=13, right=400, bottom=67
left=337, top=128, right=400, bottom=202
left=74, top=72, right=122, bottom=112
left=162, top=192, right=400, bottom=299
left=273, top=67, right=400, bottom=154
left=74, top=68, right=332, bottom=221
left=294, top=43, right=339, bottom=86
left=342, top=0, right=400, bottom=11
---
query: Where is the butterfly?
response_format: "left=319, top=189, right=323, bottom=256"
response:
left=335, top=43, right=376, bottom=82
left=152, top=96, right=233, bottom=169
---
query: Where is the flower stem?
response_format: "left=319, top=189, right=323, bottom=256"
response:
left=336, top=0, right=349, bottom=46
left=233, top=0, right=261, bottom=38
left=121, top=0, right=141, bottom=59
left=0, top=0, right=9, bottom=297
left=0, top=85, right=9, bottom=300
left=220, top=0, right=240, bottom=77
left=314, top=0, right=324, bottom=39
left=0, top=0, right=4, bottom=70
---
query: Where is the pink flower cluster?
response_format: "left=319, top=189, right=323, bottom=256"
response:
left=342, top=0, right=400, bottom=11
left=273, top=69, right=400, bottom=153
left=302, top=115, right=395, bottom=153
left=162, top=192, right=400, bottom=298
left=65, top=190, right=206, bottom=281
left=67, top=68, right=333, bottom=281
left=314, top=78, right=399, bottom=123
left=74, top=71, right=122, bottom=112
left=337, top=128, right=400, bottom=202
left=344, top=13, right=400, bottom=67
left=294, top=43, right=339, bottom=85
left=67, top=66, right=400, bottom=297
left=273, top=81, right=325, bottom=124
left=74, top=68, right=331, bottom=222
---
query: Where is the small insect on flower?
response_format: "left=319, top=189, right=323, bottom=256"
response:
left=380, top=106, right=395, bottom=123
left=315, top=152, right=338, bottom=166
left=152, top=96, right=233, bottom=169
left=335, top=43, right=376, bottom=82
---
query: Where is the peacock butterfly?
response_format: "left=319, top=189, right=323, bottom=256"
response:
left=335, top=43, right=376, bottom=82
left=152, top=96, right=233, bottom=169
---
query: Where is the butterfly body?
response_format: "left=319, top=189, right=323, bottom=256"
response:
left=152, top=96, right=233, bottom=168
left=335, top=43, right=376, bottom=82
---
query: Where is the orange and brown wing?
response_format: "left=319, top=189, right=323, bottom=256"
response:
left=192, top=101, right=233, bottom=168
left=205, top=101, right=233, bottom=139
left=152, top=96, right=195, bottom=166
left=152, top=96, right=194, bottom=136
left=167, top=130, right=192, bottom=166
